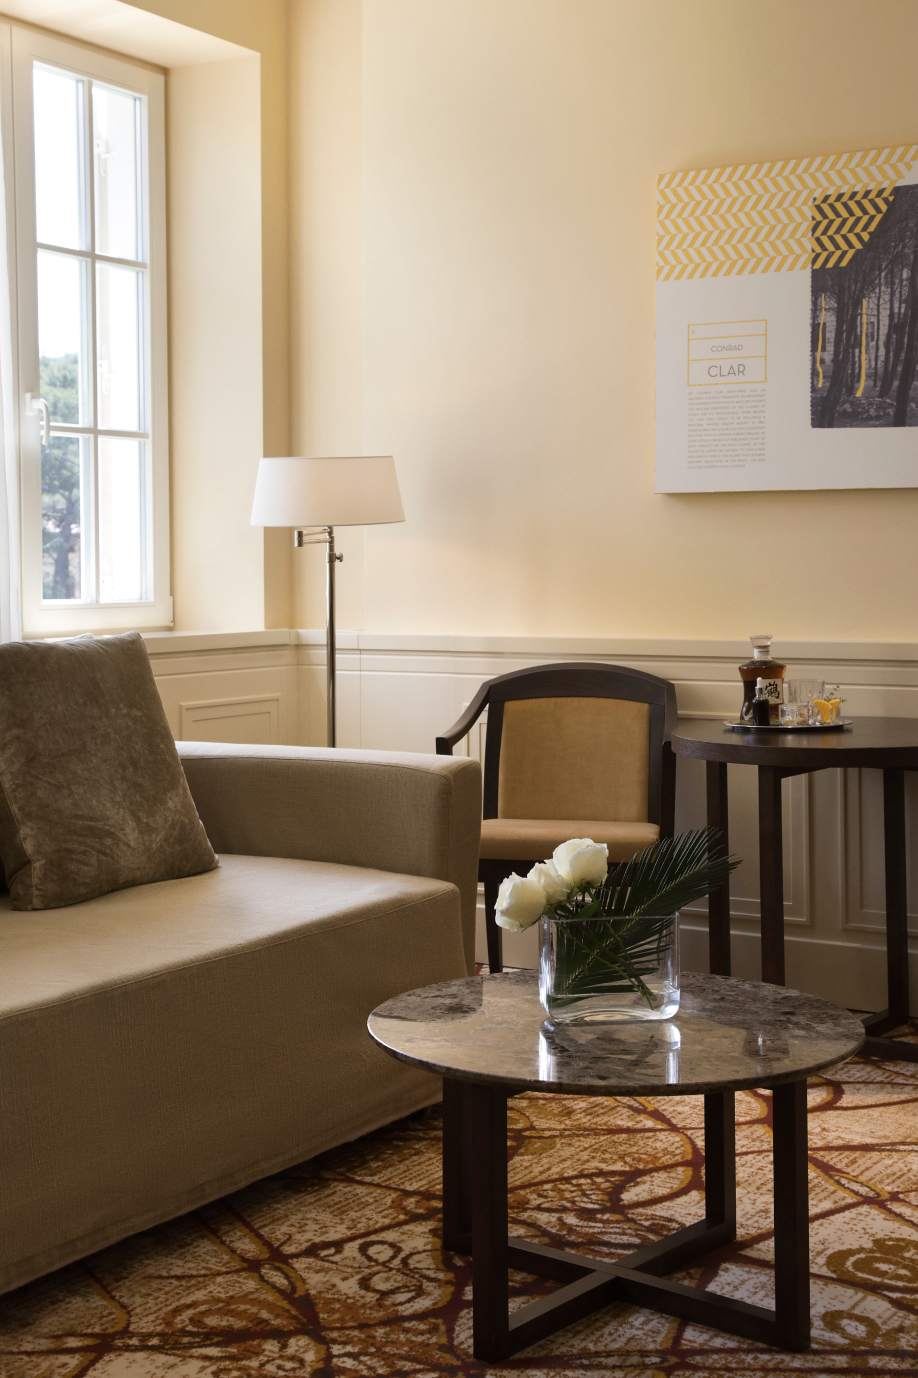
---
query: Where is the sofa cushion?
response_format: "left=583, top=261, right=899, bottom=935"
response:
left=0, top=632, right=216, bottom=910
left=0, top=854, right=466, bottom=1294
left=0, top=854, right=455, bottom=1018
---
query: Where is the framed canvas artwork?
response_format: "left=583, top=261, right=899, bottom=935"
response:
left=656, top=145, right=918, bottom=492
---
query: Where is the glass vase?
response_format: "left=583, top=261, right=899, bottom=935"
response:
left=539, top=911, right=680, bottom=1025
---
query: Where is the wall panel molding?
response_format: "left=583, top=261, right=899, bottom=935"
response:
left=844, top=768, right=918, bottom=935
left=179, top=693, right=281, bottom=743
left=147, top=632, right=299, bottom=745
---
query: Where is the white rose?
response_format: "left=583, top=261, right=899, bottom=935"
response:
left=495, top=873, right=546, bottom=931
left=527, top=860, right=571, bottom=907
left=552, top=837, right=609, bottom=888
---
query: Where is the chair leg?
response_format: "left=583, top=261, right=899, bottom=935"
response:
left=482, top=869, right=504, bottom=974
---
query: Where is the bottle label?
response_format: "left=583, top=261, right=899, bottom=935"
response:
left=759, top=678, right=783, bottom=705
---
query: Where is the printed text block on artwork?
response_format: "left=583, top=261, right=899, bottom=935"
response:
left=655, top=144, right=918, bottom=492
left=688, top=321, right=767, bottom=387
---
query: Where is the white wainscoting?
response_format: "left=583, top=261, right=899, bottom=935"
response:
left=145, top=628, right=918, bottom=1015
left=146, top=630, right=300, bottom=745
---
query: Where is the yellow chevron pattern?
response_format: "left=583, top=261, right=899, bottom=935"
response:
left=657, top=145, right=918, bottom=280
left=810, top=190, right=895, bottom=268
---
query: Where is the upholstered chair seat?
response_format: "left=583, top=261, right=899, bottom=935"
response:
left=438, top=662, right=678, bottom=971
left=479, top=817, right=660, bottom=861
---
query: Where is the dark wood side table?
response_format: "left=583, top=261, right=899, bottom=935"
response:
left=368, top=971, right=863, bottom=1362
left=671, top=716, right=918, bottom=1062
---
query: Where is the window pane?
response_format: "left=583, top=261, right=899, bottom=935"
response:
left=93, top=83, right=142, bottom=261
left=33, top=65, right=86, bottom=251
left=98, top=437, right=145, bottom=602
left=38, top=250, right=91, bottom=425
left=96, top=263, right=142, bottom=431
left=42, top=434, right=86, bottom=600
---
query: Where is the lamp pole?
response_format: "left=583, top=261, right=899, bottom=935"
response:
left=295, top=526, right=343, bottom=747
left=325, top=526, right=343, bottom=746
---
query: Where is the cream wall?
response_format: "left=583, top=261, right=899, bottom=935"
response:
left=167, top=57, right=264, bottom=630
left=289, top=0, right=918, bottom=642
left=288, top=0, right=365, bottom=630
left=126, top=0, right=292, bottom=630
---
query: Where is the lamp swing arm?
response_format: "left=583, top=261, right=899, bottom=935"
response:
left=293, top=525, right=344, bottom=554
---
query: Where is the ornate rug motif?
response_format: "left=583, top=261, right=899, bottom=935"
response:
left=1, top=1036, right=916, bottom=1377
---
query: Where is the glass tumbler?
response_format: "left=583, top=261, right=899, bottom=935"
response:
left=783, top=679, right=825, bottom=726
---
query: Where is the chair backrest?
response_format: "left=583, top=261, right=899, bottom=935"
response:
left=478, top=663, right=676, bottom=830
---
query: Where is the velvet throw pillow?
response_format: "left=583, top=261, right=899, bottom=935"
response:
left=0, top=633, right=217, bottom=910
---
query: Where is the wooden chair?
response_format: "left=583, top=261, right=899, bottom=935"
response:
left=436, top=662, right=678, bottom=972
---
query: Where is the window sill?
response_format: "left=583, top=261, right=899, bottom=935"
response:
left=142, top=629, right=295, bottom=657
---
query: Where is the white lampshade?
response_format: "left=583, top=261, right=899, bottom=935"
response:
left=251, top=455, right=404, bottom=528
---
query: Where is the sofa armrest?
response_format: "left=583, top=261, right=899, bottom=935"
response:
left=178, top=742, right=482, bottom=970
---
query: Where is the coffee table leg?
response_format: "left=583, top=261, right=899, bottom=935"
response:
left=758, top=766, right=786, bottom=986
left=467, top=1082, right=510, bottom=1361
left=704, top=1091, right=736, bottom=1232
left=772, top=1080, right=810, bottom=1351
left=442, top=1078, right=471, bottom=1252
left=706, top=761, right=732, bottom=976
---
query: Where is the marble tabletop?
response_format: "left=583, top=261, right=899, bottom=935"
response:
left=368, top=972, right=864, bottom=1097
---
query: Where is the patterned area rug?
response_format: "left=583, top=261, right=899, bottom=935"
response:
left=1, top=1037, right=916, bottom=1377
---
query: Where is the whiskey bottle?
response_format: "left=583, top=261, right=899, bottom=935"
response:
left=739, top=634, right=786, bottom=724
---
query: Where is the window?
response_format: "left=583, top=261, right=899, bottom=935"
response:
left=11, top=27, right=170, bottom=633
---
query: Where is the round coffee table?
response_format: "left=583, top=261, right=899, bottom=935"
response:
left=368, top=971, right=863, bottom=1362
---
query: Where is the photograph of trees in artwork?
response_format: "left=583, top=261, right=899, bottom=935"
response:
left=811, top=183, right=918, bottom=428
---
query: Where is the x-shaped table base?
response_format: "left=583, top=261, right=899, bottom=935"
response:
left=442, top=1078, right=810, bottom=1361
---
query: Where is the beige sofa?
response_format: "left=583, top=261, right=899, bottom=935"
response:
left=0, top=742, right=481, bottom=1296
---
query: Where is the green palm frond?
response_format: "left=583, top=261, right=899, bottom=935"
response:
left=551, top=827, right=739, bottom=922
left=550, top=911, right=674, bottom=1003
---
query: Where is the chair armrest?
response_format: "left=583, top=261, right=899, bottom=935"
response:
left=178, top=742, right=482, bottom=970
left=436, top=681, right=491, bottom=754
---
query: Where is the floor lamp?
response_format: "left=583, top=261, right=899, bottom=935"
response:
left=251, top=455, right=404, bottom=746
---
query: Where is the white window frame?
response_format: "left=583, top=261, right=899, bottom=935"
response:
left=11, top=25, right=171, bottom=634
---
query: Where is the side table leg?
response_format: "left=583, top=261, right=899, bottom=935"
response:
left=863, top=770, right=918, bottom=1059
left=772, top=1081, right=810, bottom=1351
left=704, top=1091, right=736, bottom=1233
left=758, top=766, right=786, bottom=986
left=468, top=1083, right=510, bottom=1361
left=883, top=769, right=909, bottom=1026
left=706, top=761, right=732, bottom=976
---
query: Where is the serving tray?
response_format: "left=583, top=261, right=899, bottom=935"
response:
left=723, top=719, right=853, bottom=733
